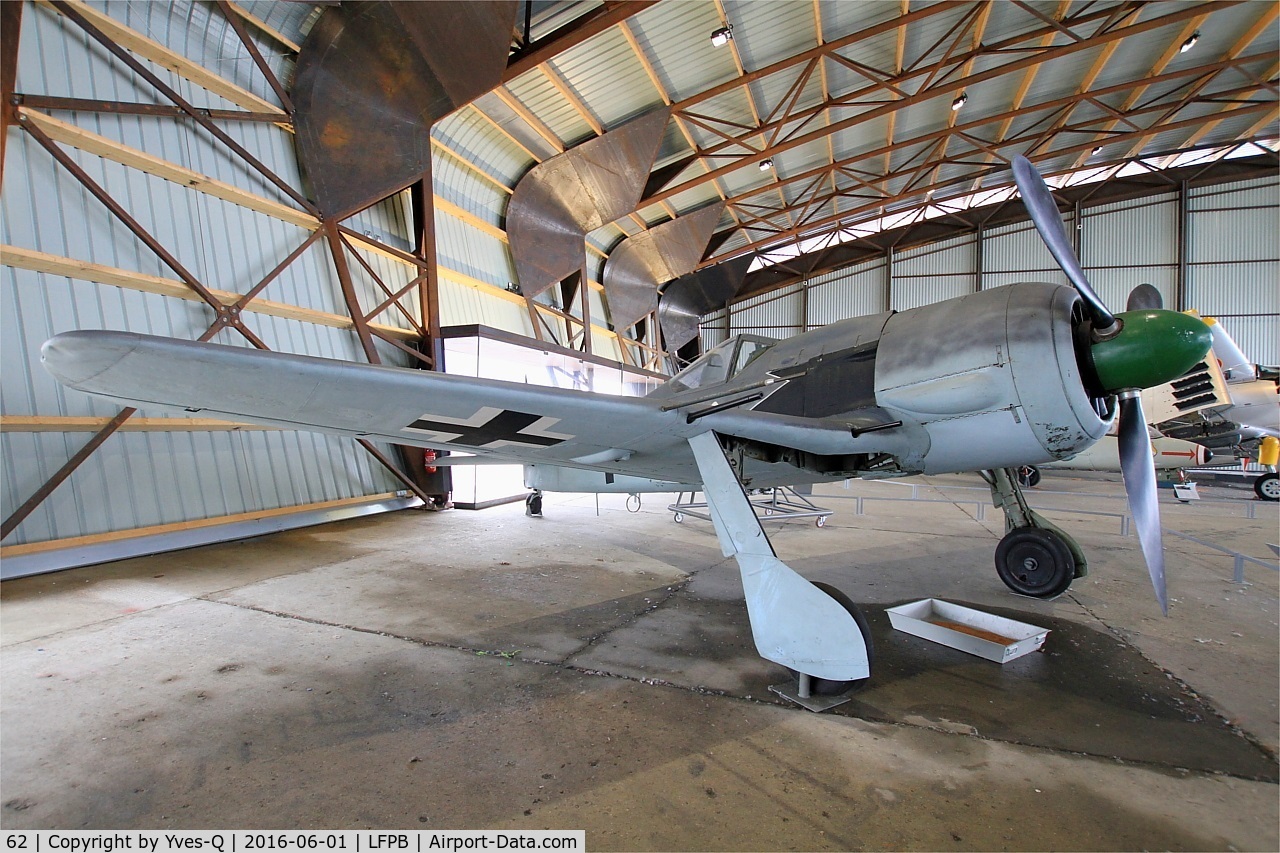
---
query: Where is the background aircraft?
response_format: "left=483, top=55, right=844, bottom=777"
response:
left=1129, top=285, right=1280, bottom=500
left=1017, top=428, right=1211, bottom=488
left=40, top=158, right=1211, bottom=698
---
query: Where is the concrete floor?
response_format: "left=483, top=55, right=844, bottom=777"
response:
left=2, top=471, right=1277, bottom=849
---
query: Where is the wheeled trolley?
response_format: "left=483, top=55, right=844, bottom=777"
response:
left=668, top=486, right=834, bottom=528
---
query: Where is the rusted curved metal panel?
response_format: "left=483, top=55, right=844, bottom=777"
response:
left=293, top=1, right=518, bottom=219
left=658, top=253, right=755, bottom=351
left=602, top=202, right=724, bottom=331
left=507, top=108, right=670, bottom=298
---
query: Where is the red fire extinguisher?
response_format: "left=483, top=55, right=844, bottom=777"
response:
left=424, top=449, right=438, bottom=474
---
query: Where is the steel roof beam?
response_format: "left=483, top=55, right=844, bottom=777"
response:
left=707, top=50, right=1271, bottom=245
left=502, top=1, right=660, bottom=83
left=705, top=97, right=1275, bottom=265
left=669, top=1, right=1143, bottom=165
left=648, top=2, right=1232, bottom=208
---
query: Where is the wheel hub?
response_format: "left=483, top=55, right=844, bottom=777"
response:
left=995, top=527, right=1076, bottom=598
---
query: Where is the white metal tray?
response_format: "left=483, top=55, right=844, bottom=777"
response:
left=886, top=599, right=1049, bottom=663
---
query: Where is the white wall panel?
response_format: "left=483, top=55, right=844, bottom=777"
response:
left=982, top=219, right=1071, bottom=280
left=895, top=234, right=974, bottom=276
left=1213, top=315, right=1278, bottom=367
left=731, top=285, right=802, bottom=336
left=1086, top=267, right=1177, bottom=313
left=437, top=277, right=534, bottom=338
left=1190, top=206, right=1279, bottom=264
left=433, top=107, right=534, bottom=187
left=807, top=260, right=886, bottom=326
left=892, top=275, right=975, bottom=311
left=1186, top=262, right=1280, bottom=316
left=1191, top=177, right=1279, bottom=211
left=1082, top=194, right=1177, bottom=268
left=700, top=315, right=728, bottom=350
left=435, top=214, right=518, bottom=290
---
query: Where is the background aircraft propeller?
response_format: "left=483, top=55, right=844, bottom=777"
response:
left=1011, top=155, right=1211, bottom=614
left=1126, top=283, right=1164, bottom=311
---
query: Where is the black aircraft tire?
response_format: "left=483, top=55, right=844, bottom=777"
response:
left=1255, top=473, right=1280, bottom=501
left=789, top=581, right=875, bottom=696
left=994, top=527, right=1076, bottom=598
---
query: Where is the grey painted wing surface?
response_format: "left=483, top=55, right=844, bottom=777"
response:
left=42, top=331, right=698, bottom=478
left=41, top=333, right=918, bottom=487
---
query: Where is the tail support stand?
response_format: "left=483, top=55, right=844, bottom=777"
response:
left=687, top=431, right=869, bottom=712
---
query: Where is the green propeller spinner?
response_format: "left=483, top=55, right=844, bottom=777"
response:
left=1089, top=309, right=1213, bottom=393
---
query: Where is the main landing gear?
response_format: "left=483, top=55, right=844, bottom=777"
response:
left=983, top=467, right=1087, bottom=598
left=687, top=432, right=873, bottom=712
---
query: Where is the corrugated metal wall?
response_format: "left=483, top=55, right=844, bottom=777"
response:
left=981, top=219, right=1070, bottom=289
left=730, top=284, right=803, bottom=336
left=1, top=2, right=413, bottom=562
left=1081, top=192, right=1178, bottom=311
left=707, top=176, right=1279, bottom=368
left=1188, top=176, right=1280, bottom=364
left=3, top=1, right=662, bottom=569
left=807, top=258, right=886, bottom=325
left=893, top=235, right=976, bottom=311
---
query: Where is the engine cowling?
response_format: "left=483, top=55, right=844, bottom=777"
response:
left=874, top=283, right=1112, bottom=474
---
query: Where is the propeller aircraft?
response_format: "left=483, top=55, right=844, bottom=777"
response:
left=40, top=157, right=1212, bottom=697
left=1133, top=294, right=1280, bottom=501
left=1028, top=430, right=1212, bottom=481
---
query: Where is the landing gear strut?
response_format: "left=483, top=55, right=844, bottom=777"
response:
left=983, top=468, right=1086, bottom=598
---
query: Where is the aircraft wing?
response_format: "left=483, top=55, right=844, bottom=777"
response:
left=41, top=331, right=906, bottom=486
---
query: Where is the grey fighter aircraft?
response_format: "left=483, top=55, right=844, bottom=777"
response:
left=40, top=157, right=1211, bottom=696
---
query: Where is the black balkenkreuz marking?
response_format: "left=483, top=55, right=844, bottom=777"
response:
left=405, top=408, right=569, bottom=448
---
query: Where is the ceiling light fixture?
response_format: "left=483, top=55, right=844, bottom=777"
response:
left=759, top=158, right=774, bottom=171
left=1092, top=146, right=1103, bottom=155
left=1180, top=31, right=1200, bottom=53
left=951, top=93, right=968, bottom=111
left=710, top=26, right=733, bottom=47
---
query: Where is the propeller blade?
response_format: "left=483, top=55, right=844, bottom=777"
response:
left=1117, top=392, right=1168, bottom=615
left=1011, top=155, right=1117, bottom=331
left=1126, top=283, right=1164, bottom=311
